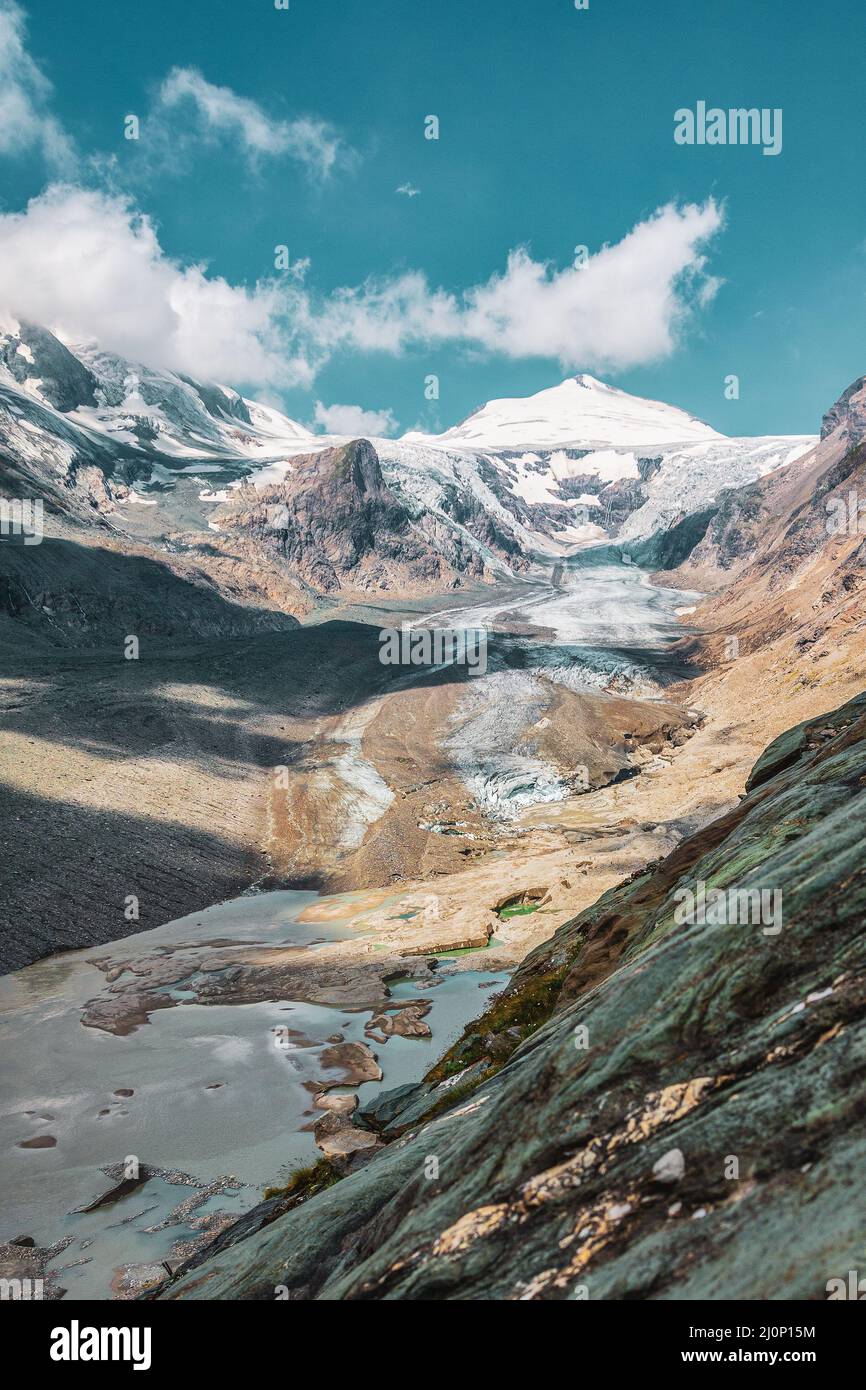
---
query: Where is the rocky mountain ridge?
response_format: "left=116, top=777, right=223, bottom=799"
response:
left=0, top=320, right=817, bottom=622
left=633, top=377, right=866, bottom=675
left=212, top=439, right=519, bottom=595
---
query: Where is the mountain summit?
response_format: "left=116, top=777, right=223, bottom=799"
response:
left=406, top=374, right=723, bottom=451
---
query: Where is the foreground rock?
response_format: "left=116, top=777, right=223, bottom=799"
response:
left=314, top=1094, right=358, bottom=1115
left=158, top=692, right=866, bottom=1300
left=317, top=1041, right=382, bottom=1088
left=313, top=1112, right=384, bottom=1162
left=365, top=1003, right=432, bottom=1041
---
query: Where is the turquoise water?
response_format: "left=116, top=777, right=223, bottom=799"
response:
left=0, top=887, right=507, bottom=1299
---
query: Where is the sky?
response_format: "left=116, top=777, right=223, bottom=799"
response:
left=0, top=0, right=864, bottom=438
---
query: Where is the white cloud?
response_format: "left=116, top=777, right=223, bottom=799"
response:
left=0, top=8, right=724, bottom=396
left=0, top=14, right=347, bottom=182
left=0, top=185, right=316, bottom=389
left=396, top=183, right=420, bottom=197
left=157, top=67, right=345, bottom=176
left=0, top=187, right=724, bottom=399
left=302, top=270, right=460, bottom=355
left=0, top=0, right=75, bottom=170
left=312, top=401, right=398, bottom=436
left=306, top=201, right=725, bottom=371
left=462, top=201, right=724, bottom=366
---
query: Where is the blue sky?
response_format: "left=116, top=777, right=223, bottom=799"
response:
left=1, top=0, right=864, bottom=436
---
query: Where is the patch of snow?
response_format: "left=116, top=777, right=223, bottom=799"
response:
left=329, top=705, right=396, bottom=849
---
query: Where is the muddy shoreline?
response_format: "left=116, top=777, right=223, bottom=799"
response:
left=0, top=882, right=514, bottom=1298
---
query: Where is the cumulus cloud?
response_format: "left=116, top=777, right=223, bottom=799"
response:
left=312, top=401, right=398, bottom=436
left=306, top=201, right=725, bottom=371
left=0, top=0, right=75, bottom=170
left=156, top=66, right=346, bottom=176
left=0, top=186, right=724, bottom=397
left=0, top=185, right=316, bottom=389
left=0, top=7, right=724, bottom=394
left=302, top=270, right=460, bottom=355
left=461, top=201, right=724, bottom=366
left=0, top=5, right=723, bottom=400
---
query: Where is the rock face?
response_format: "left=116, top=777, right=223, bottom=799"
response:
left=0, top=532, right=303, bottom=650
left=820, top=374, right=866, bottom=443
left=0, top=323, right=526, bottom=666
left=636, top=372, right=866, bottom=595
left=0, top=322, right=525, bottom=599
left=649, top=441, right=866, bottom=699
left=214, top=439, right=489, bottom=594
left=160, top=691, right=866, bottom=1301
left=1, top=321, right=99, bottom=411
left=317, top=1041, right=383, bottom=1088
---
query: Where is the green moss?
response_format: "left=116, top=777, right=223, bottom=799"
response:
left=425, top=964, right=571, bottom=1085
left=263, top=1158, right=342, bottom=1203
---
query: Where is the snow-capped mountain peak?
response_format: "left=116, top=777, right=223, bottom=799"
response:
left=0, top=322, right=817, bottom=578
left=0, top=319, right=313, bottom=462
left=405, top=374, right=723, bottom=451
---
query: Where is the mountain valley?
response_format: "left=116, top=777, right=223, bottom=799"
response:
left=2, top=320, right=865, bottom=1303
